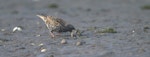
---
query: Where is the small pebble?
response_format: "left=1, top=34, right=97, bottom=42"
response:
left=38, top=43, right=44, bottom=46
left=132, top=30, right=135, bottom=33
left=41, top=48, right=47, bottom=52
left=1, top=29, right=5, bottom=31
left=76, top=41, right=82, bottom=46
left=61, top=39, right=67, bottom=44
left=31, top=43, right=35, bottom=46
left=36, top=34, right=41, bottom=37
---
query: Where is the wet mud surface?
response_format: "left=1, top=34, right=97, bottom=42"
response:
left=0, top=0, right=150, bottom=57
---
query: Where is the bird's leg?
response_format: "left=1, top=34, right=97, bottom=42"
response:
left=50, top=32, right=55, bottom=38
left=47, top=27, right=55, bottom=38
left=70, top=32, right=74, bottom=37
left=49, top=30, right=55, bottom=38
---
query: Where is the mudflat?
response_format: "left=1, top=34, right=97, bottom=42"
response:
left=0, top=0, right=150, bottom=57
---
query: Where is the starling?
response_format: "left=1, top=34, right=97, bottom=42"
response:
left=36, top=14, right=76, bottom=38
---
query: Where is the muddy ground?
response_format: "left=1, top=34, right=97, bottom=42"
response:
left=0, top=0, right=150, bottom=57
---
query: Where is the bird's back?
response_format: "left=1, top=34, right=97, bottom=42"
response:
left=46, top=16, right=65, bottom=26
left=46, top=16, right=68, bottom=32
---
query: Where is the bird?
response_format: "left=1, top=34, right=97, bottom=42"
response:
left=36, top=14, right=76, bottom=38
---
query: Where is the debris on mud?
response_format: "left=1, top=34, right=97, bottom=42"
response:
left=141, top=4, right=150, bottom=10
left=61, top=39, right=67, bottom=44
left=0, top=38, right=10, bottom=42
left=36, top=34, right=41, bottom=37
left=75, top=29, right=84, bottom=37
left=48, top=3, right=59, bottom=9
left=87, top=26, right=97, bottom=31
left=76, top=41, right=85, bottom=46
left=143, top=26, right=150, bottom=32
left=96, top=28, right=117, bottom=33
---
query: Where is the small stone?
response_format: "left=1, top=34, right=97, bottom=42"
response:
left=38, top=43, right=44, bottom=46
left=31, top=43, right=35, bottom=46
left=61, top=39, right=67, bottom=44
left=76, top=41, right=82, bottom=46
left=1, top=29, right=5, bottom=31
left=36, top=34, right=41, bottom=37
left=41, top=48, right=47, bottom=52
left=132, top=30, right=135, bottom=33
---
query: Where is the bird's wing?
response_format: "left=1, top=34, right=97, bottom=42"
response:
left=55, top=18, right=66, bottom=26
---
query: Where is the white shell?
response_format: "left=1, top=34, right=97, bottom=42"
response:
left=61, top=39, right=67, bottom=44
left=13, top=26, right=22, bottom=32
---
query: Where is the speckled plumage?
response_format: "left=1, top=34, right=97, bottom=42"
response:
left=37, top=14, right=75, bottom=38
